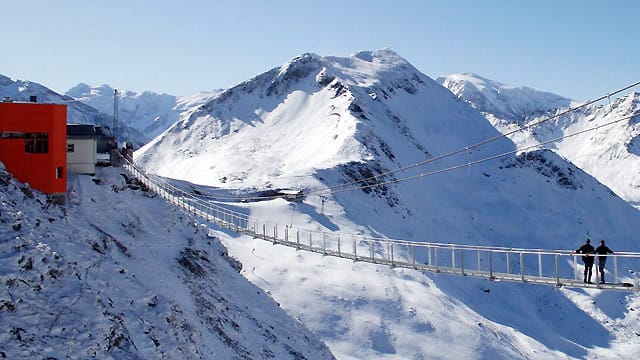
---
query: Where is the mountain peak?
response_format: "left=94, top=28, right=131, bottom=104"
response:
left=438, top=73, right=573, bottom=121
left=350, top=48, right=404, bottom=64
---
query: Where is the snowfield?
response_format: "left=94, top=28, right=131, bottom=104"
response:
left=0, top=163, right=334, bottom=359
left=2, top=48, right=640, bottom=359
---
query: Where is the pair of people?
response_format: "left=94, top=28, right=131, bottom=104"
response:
left=574, top=239, right=614, bottom=284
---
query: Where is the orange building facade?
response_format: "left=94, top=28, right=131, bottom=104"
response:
left=0, top=102, right=67, bottom=195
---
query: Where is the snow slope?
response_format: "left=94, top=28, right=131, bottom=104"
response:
left=0, top=162, right=335, bottom=359
left=66, top=83, right=221, bottom=143
left=437, top=73, right=574, bottom=124
left=439, top=73, right=640, bottom=209
left=135, top=50, right=640, bottom=359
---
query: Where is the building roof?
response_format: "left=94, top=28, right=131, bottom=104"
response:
left=67, top=124, right=111, bottom=137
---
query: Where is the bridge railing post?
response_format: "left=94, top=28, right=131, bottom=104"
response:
left=273, top=225, right=278, bottom=244
left=460, top=249, right=464, bottom=275
left=477, top=251, right=481, bottom=272
left=353, top=239, right=357, bottom=261
left=451, top=245, right=456, bottom=270
left=538, top=253, right=543, bottom=278
left=573, top=255, right=578, bottom=280
left=370, top=241, right=374, bottom=261
left=427, top=246, right=432, bottom=267
left=506, top=252, right=510, bottom=275
left=489, top=251, right=493, bottom=279
left=322, top=234, right=327, bottom=255
left=434, top=247, right=439, bottom=272
left=555, top=254, right=560, bottom=286
left=613, top=255, right=618, bottom=283
left=520, top=253, right=525, bottom=282
left=391, top=243, right=395, bottom=267
left=412, top=245, right=416, bottom=268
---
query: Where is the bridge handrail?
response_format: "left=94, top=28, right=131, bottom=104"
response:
left=121, top=156, right=640, bottom=291
left=122, top=157, right=640, bottom=256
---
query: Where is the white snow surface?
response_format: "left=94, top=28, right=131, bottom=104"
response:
left=131, top=49, right=640, bottom=359
left=437, top=73, right=575, bottom=123
left=0, top=74, right=144, bottom=144
left=439, top=73, right=640, bottom=209
left=66, top=83, right=221, bottom=143
left=0, top=163, right=335, bottom=359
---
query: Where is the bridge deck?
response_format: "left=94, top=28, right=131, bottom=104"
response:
left=123, top=161, right=640, bottom=292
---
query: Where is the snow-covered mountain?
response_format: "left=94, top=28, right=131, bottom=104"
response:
left=437, top=73, right=575, bottom=124
left=135, top=49, right=640, bottom=359
left=0, top=74, right=144, bottom=145
left=439, top=73, right=640, bottom=208
left=66, top=84, right=221, bottom=143
left=0, top=161, right=335, bottom=359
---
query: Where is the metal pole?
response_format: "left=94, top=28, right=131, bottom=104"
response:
left=391, top=243, right=395, bottom=266
left=538, top=253, right=543, bottom=278
left=434, top=247, right=439, bottom=272
left=323, top=235, right=326, bottom=255
left=370, top=242, right=374, bottom=261
left=451, top=246, right=456, bottom=270
left=460, top=249, right=464, bottom=275
left=412, top=245, right=416, bottom=268
left=613, top=255, right=618, bottom=283
left=506, top=252, right=510, bottom=274
left=555, top=254, right=560, bottom=286
left=520, top=253, right=525, bottom=282
left=489, top=251, right=493, bottom=279
left=353, top=239, right=357, bottom=261
left=595, top=254, right=600, bottom=285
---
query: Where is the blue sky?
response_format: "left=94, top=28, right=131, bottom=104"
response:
left=2, top=0, right=638, bottom=100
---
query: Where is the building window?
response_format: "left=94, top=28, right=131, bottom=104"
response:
left=25, top=132, right=48, bottom=153
left=67, top=144, right=75, bottom=152
left=56, top=166, right=64, bottom=179
left=0, top=131, right=26, bottom=139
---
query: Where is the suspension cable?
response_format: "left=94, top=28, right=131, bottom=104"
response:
left=313, top=80, right=640, bottom=194
left=316, top=111, right=638, bottom=195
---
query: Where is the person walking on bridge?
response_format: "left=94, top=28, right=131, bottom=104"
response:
left=595, top=240, right=614, bottom=284
left=574, top=239, right=595, bottom=283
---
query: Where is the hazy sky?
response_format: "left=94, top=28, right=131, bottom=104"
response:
left=2, top=0, right=639, bottom=100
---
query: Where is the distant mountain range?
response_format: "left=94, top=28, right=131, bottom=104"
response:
left=3, top=51, right=640, bottom=359
left=66, top=83, right=221, bottom=142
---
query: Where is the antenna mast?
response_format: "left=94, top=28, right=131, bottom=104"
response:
left=113, top=89, right=119, bottom=146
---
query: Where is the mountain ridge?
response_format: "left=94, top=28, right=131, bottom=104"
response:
left=133, top=50, right=640, bottom=359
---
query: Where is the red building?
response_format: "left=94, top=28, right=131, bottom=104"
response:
left=0, top=101, right=67, bottom=196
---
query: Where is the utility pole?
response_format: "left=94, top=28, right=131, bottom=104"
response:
left=113, top=89, right=119, bottom=147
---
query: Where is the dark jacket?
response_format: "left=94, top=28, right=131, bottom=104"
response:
left=576, top=243, right=595, bottom=263
left=595, top=245, right=614, bottom=256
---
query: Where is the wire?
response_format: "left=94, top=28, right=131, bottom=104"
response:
left=312, top=80, right=640, bottom=195
left=317, top=112, right=638, bottom=195
left=139, top=80, right=640, bottom=202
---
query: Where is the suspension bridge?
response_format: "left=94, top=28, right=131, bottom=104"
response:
left=122, top=159, right=640, bottom=292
